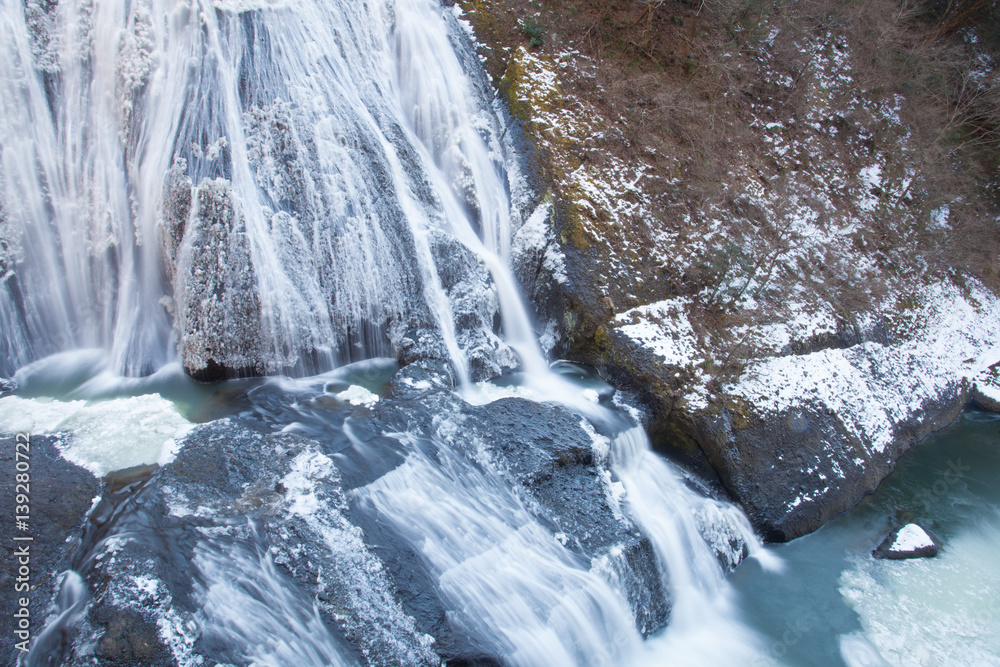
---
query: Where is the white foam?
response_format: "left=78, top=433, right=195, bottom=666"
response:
left=839, top=632, right=890, bottom=667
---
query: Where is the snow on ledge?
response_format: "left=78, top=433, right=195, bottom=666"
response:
left=614, top=298, right=699, bottom=367
left=728, top=280, right=1000, bottom=456
left=974, top=365, right=1000, bottom=403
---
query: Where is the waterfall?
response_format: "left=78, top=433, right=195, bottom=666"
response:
left=357, top=430, right=647, bottom=666
left=0, top=0, right=536, bottom=381
left=2, top=2, right=782, bottom=665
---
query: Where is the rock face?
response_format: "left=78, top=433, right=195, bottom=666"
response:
left=873, top=524, right=939, bottom=560
left=427, top=231, right=520, bottom=381
left=171, top=179, right=266, bottom=381
left=512, top=160, right=1000, bottom=544
left=0, top=434, right=100, bottom=666
left=456, top=0, right=1000, bottom=545
left=585, top=286, right=999, bottom=542
left=697, top=385, right=966, bottom=542
left=972, top=364, right=1000, bottom=413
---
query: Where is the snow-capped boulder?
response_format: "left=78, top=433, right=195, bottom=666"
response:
left=873, top=523, right=939, bottom=560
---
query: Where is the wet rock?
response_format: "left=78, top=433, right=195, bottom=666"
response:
left=169, top=420, right=438, bottom=666
left=172, top=178, right=265, bottom=381
left=692, top=385, right=966, bottom=543
left=873, top=523, right=939, bottom=560
left=394, top=324, right=453, bottom=370
left=359, top=386, right=672, bottom=640
left=386, top=358, right=455, bottom=400
left=0, top=434, right=99, bottom=664
left=694, top=502, right=751, bottom=572
left=27, top=365, right=672, bottom=664
left=38, top=419, right=438, bottom=667
left=159, top=158, right=192, bottom=274
left=90, top=607, right=173, bottom=666
left=0, top=377, right=15, bottom=397
left=428, top=231, right=519, bottom=381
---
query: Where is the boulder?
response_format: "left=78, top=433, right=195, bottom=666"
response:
left=33, top=420, right=438, bottom=667
left=971, top=364, right=1000, bottom=413
left=873, top=523, right=939, bottom=560
left=340, top=369, right=672, bottom=644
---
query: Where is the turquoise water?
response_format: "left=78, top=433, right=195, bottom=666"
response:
left=731, top=409, right=1000, bottom=666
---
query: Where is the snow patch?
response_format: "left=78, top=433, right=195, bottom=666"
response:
left=614, top=298, right=699, bottom=367
left=728, top=280, right=1000, bottom=457
left=890, top=524, right=935, bottom=553
left=335, top=385, right=380, bottom=407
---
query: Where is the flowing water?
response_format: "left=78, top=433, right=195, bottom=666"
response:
left=1, top=1, right=997, bottom=666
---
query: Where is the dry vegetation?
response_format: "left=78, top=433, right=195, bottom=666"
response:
left=462, top=0, right=1000, bottom=301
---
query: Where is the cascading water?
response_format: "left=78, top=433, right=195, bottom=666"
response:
left=1, top=1, right=782, bottom=665
left=0, top=0, right=531, bottom=381
left=609, top=426, right=782, bottom=665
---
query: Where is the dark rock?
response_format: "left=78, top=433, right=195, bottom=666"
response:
left=386, top=358, right=455, bottom=400
left=91, top=607, right=173, bottom=666
left=0, top=434, right=99, bottom=665
left=164, top=420, right=438, bottom=667
left=873, top=523, right=939, bottom=560
left=33, top=419, right=437, bottom=667
left=172, top=178, right=265, bottom=381
left=693, top=383, right=967, bottom=542
left=428, top=231, right=519, bottom=381
left=972, top=386, right=1000, bottom=412
left=971, top=364, right=1000, bottom=413
left=160, top=158, right=193, bottom=274
left=394, top=324, right=453, bottom=370
left=358, top=386, right=672, bottom=640
left=0, top=377, right=15, bottom=397
left=23, top=363, right=673, bottom=663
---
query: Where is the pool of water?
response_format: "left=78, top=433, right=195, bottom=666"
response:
left=731, top=409, right=1000, bottom=667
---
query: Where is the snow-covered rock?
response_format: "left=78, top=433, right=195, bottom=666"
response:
left=335, top=384, right=380, bottom=407
left=972, top=363, right=1000, bottom=413
left=873, top=523, right=939, bottom=560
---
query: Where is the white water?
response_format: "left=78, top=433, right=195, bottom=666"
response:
left=195, top=537, right=352, bottom=667
left=2, top=1, right=781, bottom=665
left=610, top=426, right=780, bottom=666
left=356, top=429, right=647, bottom=666
left=0, top=0, right=536, bottom=380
